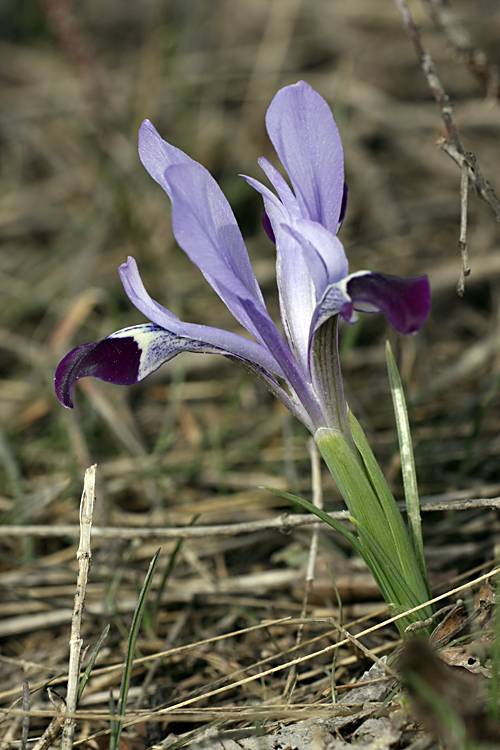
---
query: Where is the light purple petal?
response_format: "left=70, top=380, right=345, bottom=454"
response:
left=265, top=81, right=344, bottom=234
left=256, top=157, right=301, bottom=217
left=243, top=173, right=292, bottom=237
left=119, top=257, right=285, bottom=377
left=164, top=161, right=278, bottom=345
left=283, top=219, right=349, bottom=291
left=273, top=227, right=317, bottom=371
left=242, top=176, right=318, bottom=368
left=140, top=122, right=273, bottom=345
left=138, top=120, right=194, bottom=198
left=311, top=279, right=354, bottom=340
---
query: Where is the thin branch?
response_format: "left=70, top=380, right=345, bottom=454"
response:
left=394, top=0, right=500, bottom=293
left=395, top=0, right=462, bottom=145
left=30, top=693, right=66, bottom=750
left=3, top=487, right=500, bottom=540
left=396, top=0, right=500, bottom=210
left=439, top=142, right=500, bottom=220
left=425, top=0, right=500, bottom=99
left=457, top=157, right=470, bottom=296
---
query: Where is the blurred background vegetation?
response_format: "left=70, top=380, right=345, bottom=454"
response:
left=1, top=0, right=500, bottom=740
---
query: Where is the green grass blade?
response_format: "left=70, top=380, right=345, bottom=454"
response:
left=108, top=687, right=115, bottom=726
left=319, top=418, right=427, bottom=605
left=77, top=624, right=110, bottom=704
left=314, top=427, right=400, bottom=557
left=386, top=342, right=427, bottom=586
left=348, top=515, right=432, bottom=631
left=489, top=571, right=500, bottom=719
left=111, top=548, right=161, bottom=750
left=153, top=516, right=200, bottom=619
left=261, top=487, right=364, bottom=557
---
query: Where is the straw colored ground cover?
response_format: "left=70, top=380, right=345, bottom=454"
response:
left=2, top=1, right=500, bottom=747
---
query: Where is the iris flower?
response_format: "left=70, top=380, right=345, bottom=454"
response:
left=55, top=81, right=430, bottom=438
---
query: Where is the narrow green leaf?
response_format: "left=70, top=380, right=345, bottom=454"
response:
left=489, top=571, right=500, bottom=719
left=316, top=417, right=433, bottom=631
left=263, top=487, right=432, bottom=636
left=348, top=515, right=432, bottom=632
left=261, top=487, right=364, bottom=555
left=348, top=411, right=432, bottom=605
left=108, top=687, right=115, bottom=721
left=153, top=515, right=200, bottom=619
left=77, top=624, right=110, bottom=703
left=111, top=548, right=161, bottom=750
left=386, top=342, right=428, bottom=589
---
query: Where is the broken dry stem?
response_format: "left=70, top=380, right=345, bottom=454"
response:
left=61, top=465, right=96, bottom=750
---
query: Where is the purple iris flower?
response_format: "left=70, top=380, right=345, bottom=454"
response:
left=55, top=81, right=430, bottom=436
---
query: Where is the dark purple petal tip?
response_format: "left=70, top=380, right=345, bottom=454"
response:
left=262, top=210, right=276, bottom=244
left=55, top=338, right=141, bottom=408
left=347, top=273, right=431, bottom=335
left=338, top=183, right=348, bottom=231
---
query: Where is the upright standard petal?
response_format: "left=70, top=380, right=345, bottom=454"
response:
left=139, top=123, right=279, bottom=350
left=242, top=173, right=317, bottom=369
left=265, top=81, right=345, bottom=234
left=138, top=120, right=194, bottom=198
left=164, top=162, right=271, bottom=341
left=245, top=84, right=349, bottom=371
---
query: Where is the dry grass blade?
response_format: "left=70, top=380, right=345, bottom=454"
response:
left=3, top=1, right=500, bottom=746
left=19, top=683, right=30, bottom=750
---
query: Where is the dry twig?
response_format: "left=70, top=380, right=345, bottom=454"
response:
left=2, top=485, right=500, bottom=543
left=395, top=0, right=500, bottom=293
left=425, top=0, right=500, bottom=98
left=61, top=465, right=96, bottom=750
